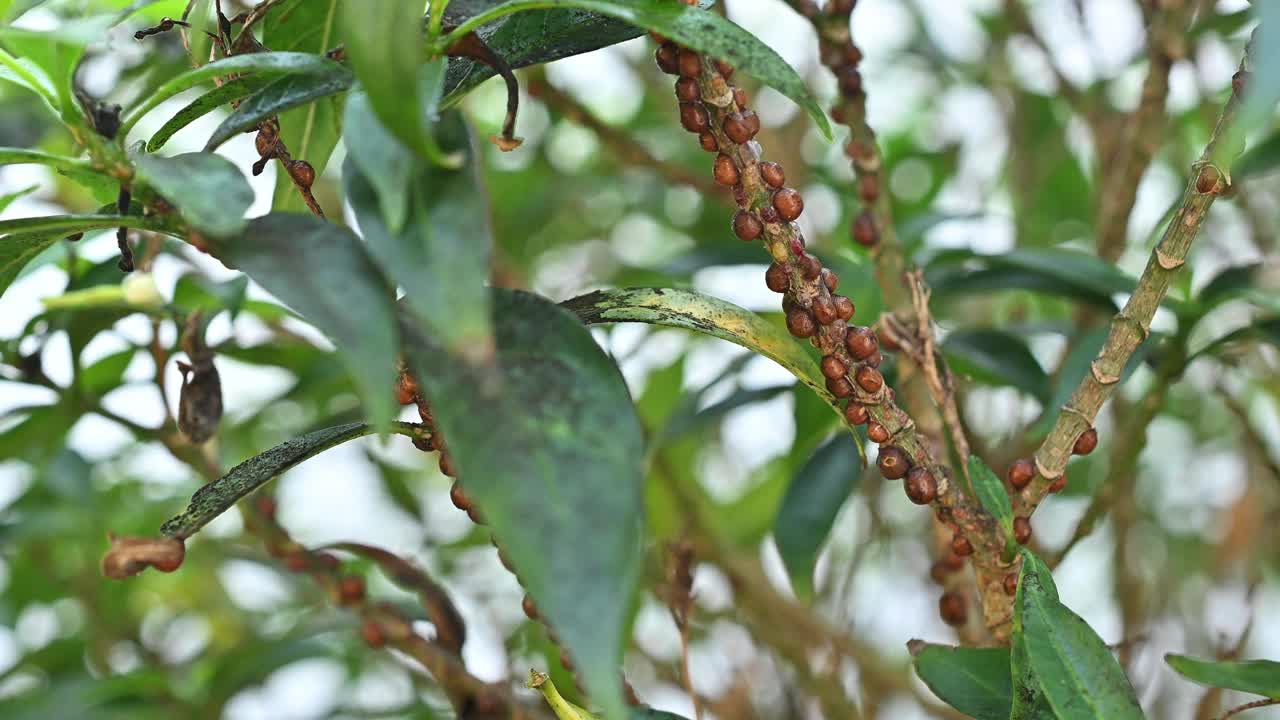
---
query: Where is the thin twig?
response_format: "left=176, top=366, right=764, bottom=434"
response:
left=1220, top=699, right=1280, bottom=720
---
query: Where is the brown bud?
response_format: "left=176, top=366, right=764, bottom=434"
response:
left=395, top=370, right=419, bottom=406
left=655, top=43, right=680, bottom=74
left=852, top=210, right=878, bottom=247
left=820, top=355, right=848, bottom=380
left=360, top=620, right=387, bottom=648
left=679, top=102, right=709, bottom=133
left=765, top=263, right=790, bottom=293
left=714, top=59, right=735, bottom=79
left=496, top=544, right=516, bottom=572
left=786, top=309, right=817, bottom=338
left=1013, top=516, right=1032, bottom=544
left=845, top=326, right=878, bottom=359
left=837, top=66, right=862, bottom=95
left=522, top=595, right=539, bottom=620
left=284, top=551, right=310, bottom=572
left=1073, top=427, right=1098, bottom=456
left=677, top=49, right=702, bottom=78
left=799, top=253, right=822, bottom=280
left=941, top=551, right=965, bottom=571
left=832, top=295, right=855, bottom=321
left=255, top=130, right=274, bottom=158
left=822, top=269, right=839, bottom=292
left=1008, top=459, right=1035, bottom=490
left=1048, top=473, right=1068, bottom=493
left=877, top=446, right=911, bottom=480
left=337, top=575, right=366, bottom=605
left=722, top=112, right=756, bottom=144
left=929, top=561, right=950, bottom=584
left=698, top=131, right=719, bottom=152
left=675, top=77, right=700, bottom=102
left=939, top=591, right=967, bottom=626
left=760, top=206, right=780, bottom=224
left=439, top=453, right=457, bottom=477
left=760, top=161, right=786, bottom=188
left=826, top=376, right=854, bottom=398
left=743, top=110, right=760, bottom=136
left=952, top=535, right=973, bottom=557
left=773, top=188, right=804, bottom=222
left=449, top=482, right=471, bottom=511
left=1003, top=573, right=1019, bottom=597
left=732, top=210, right=763, bottom=241
left=905, top=466, right=937, bottom=505
left=101, top=535, right=186, bottom=578
left=255, top=494, right=277, bottom=518
left=867, top=421, right=889, bottom=444
left=714, top=153, right=740, bottom=186
left=844, top=402, right=868, bottom=425
left=315, top=552, right=340, bottom=571
left=287, top=160, right=315, bottom=189
left=732, top=86, right=748, bottom=110
left=854, top=365, right=883, bottom=393
left=812, top=296, right=838, bottom=325
left=858, top=173, right=880, bottom=202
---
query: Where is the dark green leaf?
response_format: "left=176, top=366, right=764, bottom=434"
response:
left=171, top=273, right=250, bottom=318
left=343, top=89, right=415, bottom=233
left=0, top=183, right=37, bottom=213
left=147, top=75, right=273, bottom=152
left=1015, top=549, right=1144, bottom=720
left=401, top=289, right=645, bottom=720
left=160, top=422, right=422, bottom=538
left=121, top=52, right=347, bottom=137
left=1030, top=326, right=1156, bottom=436
left=444, top=0, right=829, bottom=137
left=910, top=643, right=1013, bottom=720
left=204, top=67, right=353, bottom=151
left=928, top=265, right=1117, bottom=310
left=134, top=152, right=253, bottom=238
left=943, top=328, right=1050, bottom=403
left=773, top=432, right=860, bottom=600
left=81, top=348, right=135, bottom=396
left=0, top=147, right=92, bottom=173
left=1008, top=91, right=1092, bottom=246
left=1198, top=263, right=1265, bottom=307
left=345, top=109, right=493, bottom=360
left=208, top=213, right=400, bottom=428
left=1199, top=317, right=1280, bottom=356
left=658, top=385, right=789, bottom=442
left=969, top=455, right=1014, bottom=540
left=0, top=400, right=75, bottom=465
left=1164, top=655, right=1280, bottom=700
left=1, top=232, right=60, bottom=299
left=264, top=0, right=348, bottom=213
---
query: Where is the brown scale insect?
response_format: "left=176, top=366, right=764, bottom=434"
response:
left=177, top=313, right=223, bottom=444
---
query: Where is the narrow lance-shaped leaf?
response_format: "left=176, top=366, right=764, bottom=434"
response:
left=943, top=328, right=1050, bottom=403
left=133, top=153, right=254, bottom=238
left=909, top=642, right=1013, bottom=720
left=1015, top=549, right=1144, bottom=720
left=0, top=147, right=92, bottom=173
left=160, top=422, right=423, bottom=539
left=1010, top=550, right=1062, bottom=720
left=204, top=68, right=354, bottom=151
left=401, top=289, right=645, bottom=720
left=1164, top=655, right=1280, bottom=700
left=346, top=106, right=493, bottom=363
left=441, top=0, right=830, bottom=137
left=773, top=432, right=860, bottom=600
left=208, top=213, right=401, bottom=428
left=969, top=455, right=1014, bottom=542
left=147, top=76, right=274, bottom=152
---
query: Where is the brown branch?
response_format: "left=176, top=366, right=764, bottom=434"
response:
left=1095, top=2, right=1191, bottom=262
left=525, top=73, right=720, bottom=196
left=1017, top=45, right=1254, bottom=515
left=1220, top=699, right=1280, bottom=720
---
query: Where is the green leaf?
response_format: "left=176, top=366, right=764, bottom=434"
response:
left=1198, top=316, right=1280, bottom=357
left=146, top=76, right=273, bottom=152
left=1164, top=655, right=1280, bottom=700
left=1236, top=129, right=1280, bottom=180
left=160, top=422, right=422, bottom=539
left=1237, top=3, right=1280, bottom=137
left=343, top=0, right=446, bottom=161
left=0, top=147, right=92, bottom=173
left=343, top=89, right=414, bottom=233
left=263, top=0, right=347, bottom=212
left=171, top=273, right=250, bottom=318
left=81, top=348, right=135, bottom=396
left=208, top=213, right=400, bottom=428
left=773, top=432, right=860, bottom=600
left=401, top=289, right=645, bottom=720
left=440, top=4, right=651, bottom=103
left=1015, top=549, right=1144, bottom=720
left=204, top=66, right=353, bottom=151
left=1011, top=550, right=1063, bottom=720
left=133, top=152, right=253, bottom=238
left=931, top=248, right=1136, bottom=301
left=909, top=643, right=1013, bottom=720
left=1, top=214, right=170, bottom=238
left=1030, top=326, right=1156, bottom=436
left=346, top=110, right=494, bottom=361
left=121, top=52, right=346, bottom=137
left=442, top=0, right=830, bottom=137
left=1, top=232, right=61, bottom=299
left=969, top=455, right=1014, bottom=541
left=0, top=183, right=37, bottom=213
left=943, top=328, right=1050, bottom=403
left=561, top=288, right=836, bottom=413
left=0, top=16, right=112, bottom=122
